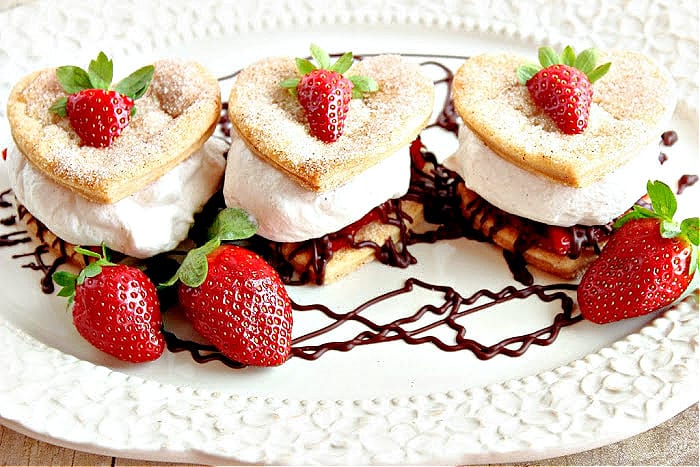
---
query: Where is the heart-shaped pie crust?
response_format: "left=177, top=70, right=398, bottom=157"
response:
left=452, top=50, right=677, bottom=188
left=7, top=59, right=221, bottom=203
left=228, top=54, right=434, bottom=192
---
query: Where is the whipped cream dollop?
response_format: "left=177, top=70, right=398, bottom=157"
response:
left=444, top=123, right=662, bottom=226
left=224, top=131, right=411, bottom=242
left=7, top=139, right=227, bottom=258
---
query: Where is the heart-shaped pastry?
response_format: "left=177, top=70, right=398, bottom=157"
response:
left=228, top=54, right=434, bottom=191
left=452, top=50, right=676, bottom=187
left=7, top=59, right=221, bottom=203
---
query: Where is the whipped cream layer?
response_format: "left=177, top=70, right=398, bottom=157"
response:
left=7, top=139, right=227, bottom=258
left=445, top=123, right=662, bottom=226
left=224, top=131, right=411, bottom=242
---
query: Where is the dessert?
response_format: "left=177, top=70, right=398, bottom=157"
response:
left=447, top=47, right=678, bottom=279
left=224, top=45, right=434, bottom=283
left=5, top=52, right=226, bottom=260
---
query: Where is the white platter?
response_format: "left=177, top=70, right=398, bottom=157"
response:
left=0, top=0, right=698, bottom=464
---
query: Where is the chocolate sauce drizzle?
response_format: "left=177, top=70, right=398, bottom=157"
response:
left=1, top=56, right=695, bottom=368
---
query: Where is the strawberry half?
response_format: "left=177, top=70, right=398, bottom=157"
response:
left=53, top=245, right=164, bottom=362
left=577, top=181, right=699, bottom=323
left=49, top=52, right=154, bottom=147
left=517, top=46, right=611, bottom=134
left=280, top=44, right=378, bottom=143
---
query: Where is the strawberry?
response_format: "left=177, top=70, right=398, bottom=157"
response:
left=53, top=245, right=164, bottom=362
left=577, top=181, right=699, bottom=324
left=280, top=44, right=378, bottom=143
left=178, top=245, right=293, bottom=366
left=517, top=46, right=611, bottom=134
left=162, top=207, right=292, bottom=366
left=50, top=51, right=154, bottom=147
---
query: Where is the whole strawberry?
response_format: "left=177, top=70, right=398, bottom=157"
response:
left=280, top=44, right=378, bottom=143
left=53, top=245, right=164, bottom=362
left=49, top=52, right=154, bottom=147
left=578, top=181, right=699, bottom=323
left=178, top=244, right=293, bottom=366
left=517, top=46, right=611, bottom=134
left=162, top=207, right=292, bottom=366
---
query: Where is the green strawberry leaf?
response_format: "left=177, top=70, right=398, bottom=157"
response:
left=574, top=48, right=598, bottom=75
left=348, top=75, right=379, bottom=93
left=55, top=65, right=92, bottom=94
left=538, top=46, right=560, bottom=67
left=49, top=97, right=68, bottom=117
left=330, top=51, right=353, bottom=74
left=114, top=65, right=155, bottom=100
left=310, top=43, right=331, bottom=69
left=681, top=217, right=700, bottom=245
left=561, top=46, right=576, bottom=66
left=296, top=57, right=316, bottom=75
left=87, top=51, right=114, bottom=90
left=587, top=61, right=611, bottom=83
left=647, top=180, right=677, bottom=220
left=280, top=77, right=300, bottom=89
left=207, top=207, right=258, bottom=242
left=516, top=63, right=540, bottom=84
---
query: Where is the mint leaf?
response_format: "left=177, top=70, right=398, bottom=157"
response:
left=330, top=52, right=353, bottom=74
left=587, top=62, right=611, bottom=83
left=516, top=63, right=540, bottom=84
left=114, top=65, right=155, bottom=99
left=56, top=66, right=91, bottom=94
left=49, top=97, right=68, bottom=117
left=87, top=51, right=113, bottom=90
left=574, top=48, right=598, bottom=75
left=310, top=43, right=331, bottom=69
left=681, top=217, right=700, bottom=245
left=279, top=77, right=300, bottom=89
left=208, top=207, right=258, bottom=242
left=538, top=46, right=560, bottom=67
left=296, top=58, right=316, bottom=75
left=177, top=238, right=220, bottom=288
left=561, top=46, right=576, bottom=66
left=647, top=180, right=677, bottom=220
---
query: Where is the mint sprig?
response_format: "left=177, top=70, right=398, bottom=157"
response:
left=50, top=51, right=155, bottom=117
left=516, top=45, right=611, bottom=85
left=52, top=244, right=115, bottom=306
left=614, top=180, right=699, bottom=273
left=160, top=208, right=258, bottom=289
left=279, top=43, right=379, bottom=98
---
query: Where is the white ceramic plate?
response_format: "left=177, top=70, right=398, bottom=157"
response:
left=0, top=0, right=698, bottom=464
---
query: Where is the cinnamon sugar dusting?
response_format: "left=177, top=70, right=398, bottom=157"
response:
left=6, top=59, right=221, bottom=204
left=229, top=55, right=434, bottom=192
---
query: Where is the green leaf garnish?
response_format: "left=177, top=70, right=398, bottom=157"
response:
left=56, top=66, right=92, bottom=94
left=516, top=45, right=611, bottom=85
left=279, top=43, right=379, bottom=100
left=87, top=51, right=113, bottom=90
left=50, top=52, right=154, bottom=118
left=52, top=244, right=115, bottom=307
left=114, top=65, right=155, bottom=99
left=160, top=208, right=258, bottom=289
left=647, top=180, right=677, bottom=219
